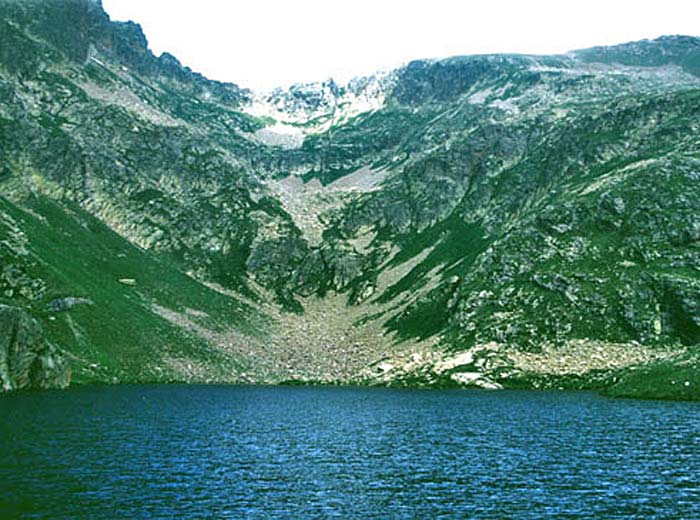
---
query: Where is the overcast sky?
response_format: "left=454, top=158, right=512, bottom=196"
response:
left=102, top=0, right=700, bottom=91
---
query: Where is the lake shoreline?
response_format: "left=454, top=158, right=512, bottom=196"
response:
left=5, top=378, right=698, bottom=402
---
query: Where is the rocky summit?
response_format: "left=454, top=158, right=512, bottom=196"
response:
left=0, top=0, right=699, bottom=398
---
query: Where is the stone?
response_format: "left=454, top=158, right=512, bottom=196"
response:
left=433, top=352, right=475, bottom=374
left=450, top=372, right=504, bottom=390
left=377, top=362, right=394, bottom=374
left=48, top=297, right=93, bottom=312
left=0, top=305, right=70, bottom=392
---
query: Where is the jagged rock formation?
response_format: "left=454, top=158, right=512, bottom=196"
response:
left=0, top=304, right=70, bottom=391
left=1, top=0, right=699, bottom=397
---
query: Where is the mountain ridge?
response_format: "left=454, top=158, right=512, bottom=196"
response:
left=1, top=0, right=699, bottom=399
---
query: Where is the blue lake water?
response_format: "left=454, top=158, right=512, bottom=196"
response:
left=1, top=385, right=699, bottom=519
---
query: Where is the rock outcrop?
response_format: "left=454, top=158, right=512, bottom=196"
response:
left=0, top=0, right=699, bottom=397
left=0, top=305, right=70, bottom=391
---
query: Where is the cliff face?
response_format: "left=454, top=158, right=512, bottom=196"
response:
left=0, top=305, right=70, bottom=391
left=1, top=0, right=699, bottom=396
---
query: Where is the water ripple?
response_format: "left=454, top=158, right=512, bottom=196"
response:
left=1, top=386, right=699, bottom=519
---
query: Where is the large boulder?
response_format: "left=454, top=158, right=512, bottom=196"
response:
left=0, top=305, right=70, bottom=391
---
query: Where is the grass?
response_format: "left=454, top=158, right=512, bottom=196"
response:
left=0, top=193, right=268, bottom=384
left=603, top=350, right=700, bottom=401
left=377, top=215, right=488, bottom=341
left=379, top=215, right=487, bottom=304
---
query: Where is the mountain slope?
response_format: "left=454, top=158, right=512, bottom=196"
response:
left=1, top=0, right=699, bottom=397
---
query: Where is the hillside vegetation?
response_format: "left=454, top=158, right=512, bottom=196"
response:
left=1, top=0, right=699, bottom=398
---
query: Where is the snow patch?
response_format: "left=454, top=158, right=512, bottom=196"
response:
left=243, top=71, right=395, bottom=139
left=252, top=123, right=305, bottom=149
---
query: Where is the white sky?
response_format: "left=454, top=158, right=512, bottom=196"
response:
left=102, top=0, right=700, bottom=91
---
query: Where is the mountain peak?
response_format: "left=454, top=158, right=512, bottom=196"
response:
left=573, top=34, right=700, bottom=76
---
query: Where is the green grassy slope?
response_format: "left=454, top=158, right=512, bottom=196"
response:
left=1, top=190, right=267, bottom=384
left=604, top=349, right=700, bottom=400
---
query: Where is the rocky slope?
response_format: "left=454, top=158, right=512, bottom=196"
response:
left=0, top=0, right=698, bottom=397
left=0, top=304, right=70, bottom=391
